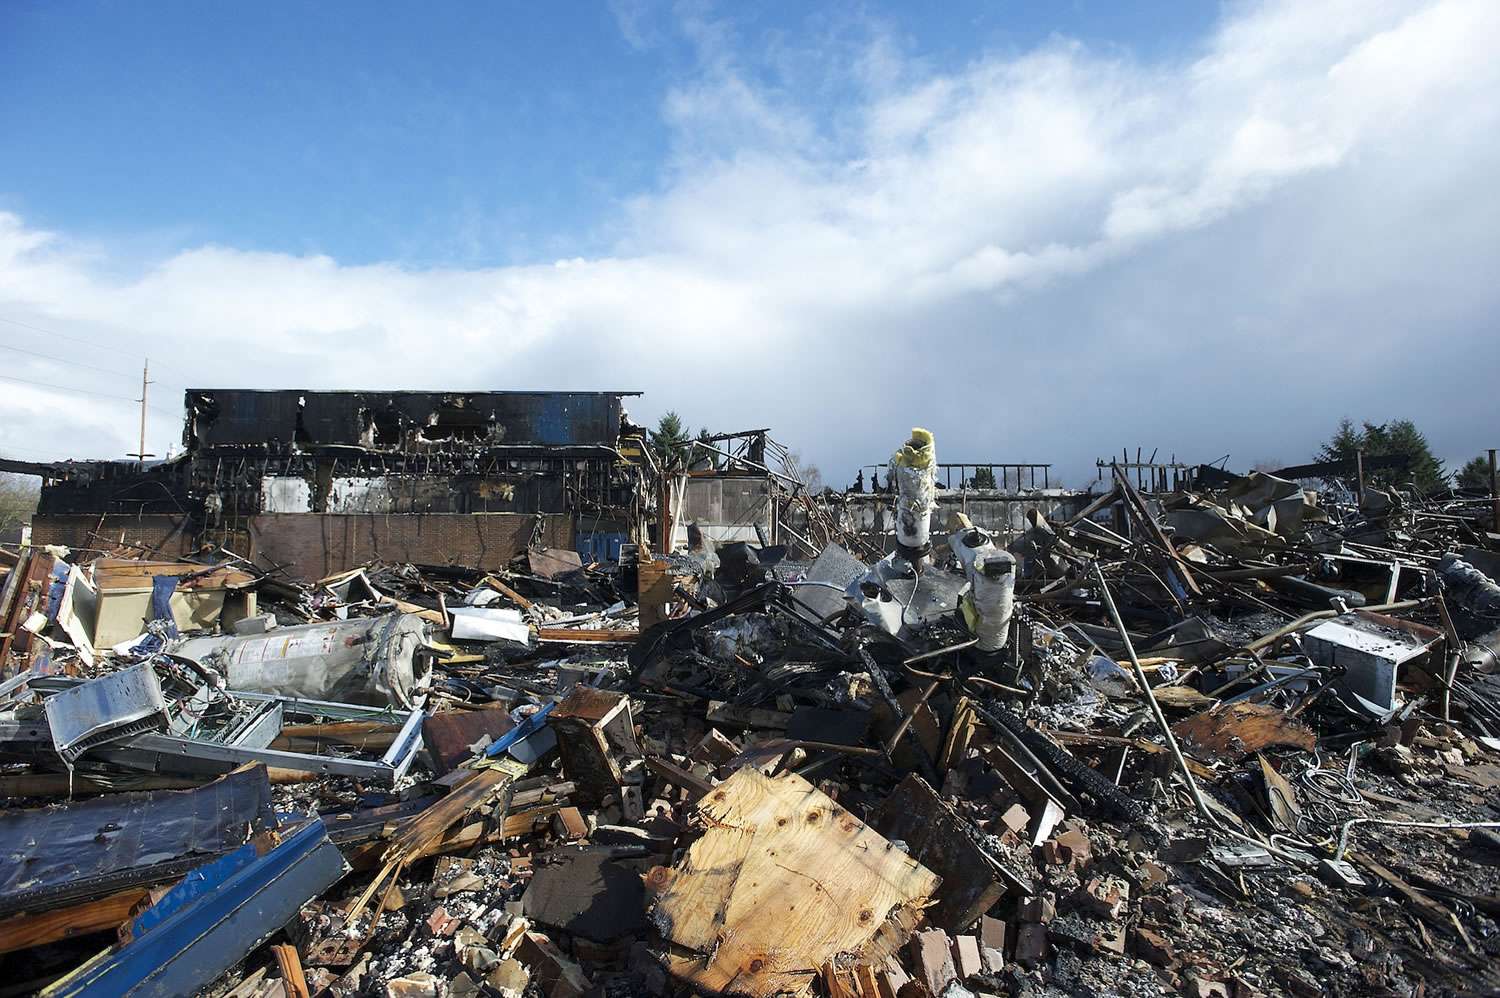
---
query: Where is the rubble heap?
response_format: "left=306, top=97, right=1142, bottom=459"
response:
left=3, top=438, right=1500, bottom=998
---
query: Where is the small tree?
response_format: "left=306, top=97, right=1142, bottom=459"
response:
left=1457, top=455, right=1494, bottom=491
left=969, top=467, right=997, bottom=490
left=1316, top=417, right=1447, bottom=494
left=782, top=450, right=822, bottom=495
left=0, top=474, right=39, bottom=537
left=649, top=411, right=691, bottom=468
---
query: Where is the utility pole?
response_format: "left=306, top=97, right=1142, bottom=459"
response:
left=1489, top=448, right=1497, bottom=532
left=129, top=360, right=155, bottom=464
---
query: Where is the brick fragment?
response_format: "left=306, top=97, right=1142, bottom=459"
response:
left=909, top=928, right=956, bottom=995
left=951, top=934, right=982, bottom=980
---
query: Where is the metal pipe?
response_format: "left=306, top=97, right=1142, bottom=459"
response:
left=1240, top=598, right=1429, bottom=655
left=884, top=679, right=939, bottom=756
left=903, top=638, right=979, bottom=666
left=1490, top=448, right=1498, bottom=530
left=961, top=675, right=1031, bottom=697
left=1093, top=563, right=1219, bottom=827
left=1204, top=649, right=1271, bottom=698
left=1334, top=817, right=1500, bottom=862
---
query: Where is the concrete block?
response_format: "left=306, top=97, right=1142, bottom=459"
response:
left=1054, top=826, right=1092, bottom=867
left=1133, top=927, right=1174, bottom=967
left=426, top=907, right=461, bottom=937
left=485, top=958, right=530, bottom=998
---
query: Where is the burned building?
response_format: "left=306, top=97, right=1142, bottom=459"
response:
left=13, top=390, right=654, bottom=578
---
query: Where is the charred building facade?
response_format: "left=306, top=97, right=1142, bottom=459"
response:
left=14, top=390, right=654, bottom=578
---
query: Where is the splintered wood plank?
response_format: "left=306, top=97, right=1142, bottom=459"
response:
left=646, top=767, right=940, bottom=998
left=346, top=767, right=516, bottom=922
left=386, top=767, right=515, bottom=859
left=0, top=888, right=150, bottom=954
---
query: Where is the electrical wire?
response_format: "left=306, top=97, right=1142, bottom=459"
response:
left=0, top=315, right=201, bottom=383
left=0, top=371, right=139, bottom=401
left=1299, top=748, right=1366, bottom=807
left=0, top=371, right=179, bottom=416
left=0, top=340, right=137, bottom=379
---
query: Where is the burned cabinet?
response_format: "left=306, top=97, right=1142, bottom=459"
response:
left=548, top=687, right=644, bottom=811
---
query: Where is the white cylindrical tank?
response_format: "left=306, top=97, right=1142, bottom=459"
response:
left=170, top=612, right=433, bottom=708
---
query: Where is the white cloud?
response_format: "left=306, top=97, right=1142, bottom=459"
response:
left=1, top=0, right=1497, bottom=484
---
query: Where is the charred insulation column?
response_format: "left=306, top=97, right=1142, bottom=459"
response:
left=969, top=553, right=1017, bottom=652
left=890, top=428, right=937, bottom=562
left=949, top=526, right=1016, bottom=652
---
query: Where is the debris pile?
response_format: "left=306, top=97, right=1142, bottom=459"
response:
left=3, top=435, right=1500, bottom=998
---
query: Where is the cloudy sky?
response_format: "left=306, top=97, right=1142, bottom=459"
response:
left=1, top=0, right=1496, bottom=488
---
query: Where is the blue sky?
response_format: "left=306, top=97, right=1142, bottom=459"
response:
left=0, top=0, right=1224, bottom=268
left=0, top=1, right=1497, bottom=485
left=3, top=1, right=1219, bottom=266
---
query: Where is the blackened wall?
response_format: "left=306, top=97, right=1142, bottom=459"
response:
left=187, top=390, right=634, bottom=451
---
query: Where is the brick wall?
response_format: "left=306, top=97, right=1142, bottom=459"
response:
left=248, top=512, right=575, bottom=580
left=29, top=514, right=195, bottom=560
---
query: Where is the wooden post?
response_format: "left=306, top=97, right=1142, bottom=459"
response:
left=272, top=943, right=311, bottom=998
left=129, top=360, right=153, bottom=464
left=659, top=471, right=673, bottom=554
left=1355, top=450, right=1365, bottom=502
left=139, top=360, right=147, bottom=465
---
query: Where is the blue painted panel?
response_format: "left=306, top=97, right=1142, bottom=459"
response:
left=48, top=818, right=348, bottom=998
left=576, top=533, right=627, bottom=562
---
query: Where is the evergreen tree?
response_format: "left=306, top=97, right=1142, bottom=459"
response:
left=649, top=412, right=690, bottom=468
left=1457, top=455, right=1493, bottom=491
left=691, top=427, right=722, bottom=470
left=1315, top=418, right=1447, bottom=494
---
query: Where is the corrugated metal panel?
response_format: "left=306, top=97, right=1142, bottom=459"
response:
left=0, top=765, right=274, bottom=915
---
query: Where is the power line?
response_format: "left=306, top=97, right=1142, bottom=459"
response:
left=0, top=340, right=184, bottom=415
left=0, top=443, right=70, bottom=461
left=0, top=315, right=202, bottom=384
left=0, top=340, right=137, bottom=379
left=0, top=371, right=143, bottom=402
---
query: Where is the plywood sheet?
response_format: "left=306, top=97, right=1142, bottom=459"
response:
left=646, top=767, right=939, bottom=998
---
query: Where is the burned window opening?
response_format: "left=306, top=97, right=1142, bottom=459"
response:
left=369, top=408, right=404, bottom=447
left=419, top=406, right=492, bottom=443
